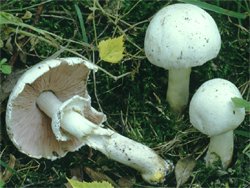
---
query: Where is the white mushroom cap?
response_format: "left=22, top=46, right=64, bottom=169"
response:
left=5, top=57, right=104, bottom=160
left=189, top=78, right=245, bottom=136
left=144, top=3, right=221, bottom=69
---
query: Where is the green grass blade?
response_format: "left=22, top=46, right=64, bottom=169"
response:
left=74, top=3, right=88, bottom=43
left=177, top=0, right=248, bottom=19
left=235, top=130, right=250, bottom=138
left=0, top=159, right=16, bottom=174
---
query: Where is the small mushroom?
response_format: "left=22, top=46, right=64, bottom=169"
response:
left=6, top=57, right=173, bottom=184
left=144, top=3, right=221, bottom=112
left=189, top=78, right=246, bottom=168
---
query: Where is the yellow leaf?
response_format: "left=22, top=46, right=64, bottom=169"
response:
left=21, top=11, right=32, bottom=20
left=98, top=35, right=125, bottom=63
left=67, top=178, right=114, bottom=188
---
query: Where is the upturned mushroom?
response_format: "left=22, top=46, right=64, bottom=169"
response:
left=6, top=57, right=173, bottom=184
left=189, top=78, right=246, bottom=168
left=144, top=3, right=221, bottom=112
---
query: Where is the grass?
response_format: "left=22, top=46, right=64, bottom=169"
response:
left=0, top=0, right=249, bottom=187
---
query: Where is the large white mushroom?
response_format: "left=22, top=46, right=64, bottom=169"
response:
left=189, top=78, right=246, bottom=168
left=5, top=57, right=173, bottom=184
left=144, top=3, right=221, bottom=112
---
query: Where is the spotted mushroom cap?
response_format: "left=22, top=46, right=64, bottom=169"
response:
left=189, top=78, right=245, bottom=137
left=144, top=3, right=221, bottom=69
left=5, top=57, right=106, bottom=160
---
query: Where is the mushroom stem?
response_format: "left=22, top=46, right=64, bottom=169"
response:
left=167, top=68, right=191, bottom=112
left=36, top=91, right=61, bottom=118
left=36, top=91, right=173, bottom=184
left=205, top=131, right=233, bottom=168
left=86, top=133, right=173, bottom=184
left=36, top=92, right=99, bottom=138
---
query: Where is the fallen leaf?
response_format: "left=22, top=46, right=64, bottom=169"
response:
left=69, top=167, right=83, bottom=181
left=19, top=51, right=27, bottom=64
left=175, top=156, right=196, bottom=188
left=65, top=176, right=78, bottom=188
left=98, top=35, right=125, bottom=63
left=84, top=167, right=117, bottom=187
left=117, top=177, right=135, bottom=188
left=67, top=178, right=114, bottom=188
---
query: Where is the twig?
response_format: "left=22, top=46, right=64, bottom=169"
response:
left=120, top=0, right=142, bottom=19
left=3, top=0, right=52, bottom=12
left=95, top=0, right=133, bottom=28
left=9, top=3, right=45, bottom=66
left=123, top=19, right=149, bottom=33
left=94, top=0, right=143, bottom=52
left=195, top=145, right=208, bottom=161
left=92, top=47, right=103, bottom=113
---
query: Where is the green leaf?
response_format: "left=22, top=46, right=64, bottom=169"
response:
left=0, top=64, right=12, bottom=74
left=0, top=58, right=7, bottom=65
left=0, top=58, right=11, bottom=74
left=98, top=35, right=125, bottom=64
left=232, top=97, right=250, bottom=111
left=67, top=178, right=114, bottom=188
left=177, top=0, right=248, bottom=19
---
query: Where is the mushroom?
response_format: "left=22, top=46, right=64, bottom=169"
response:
left=6, top=57, right=173, bottom=184
left=189, top=78, right=246, bottom=168
left=144, top=3, right=221, bottom=112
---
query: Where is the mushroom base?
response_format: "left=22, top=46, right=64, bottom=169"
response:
left=205, top=131, right=234, bottom=168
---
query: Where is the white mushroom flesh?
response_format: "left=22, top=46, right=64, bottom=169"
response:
left=189, top=78, right=245, bottom=168
left=6, top=58, right=93, bottom=160
left=6, top=57, right=173, bottom=184
left=144, top=3, right=221, bottom=112
left=144, top=3, right=221, bottom=69
left=36, top=91, right=173, bottom=184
